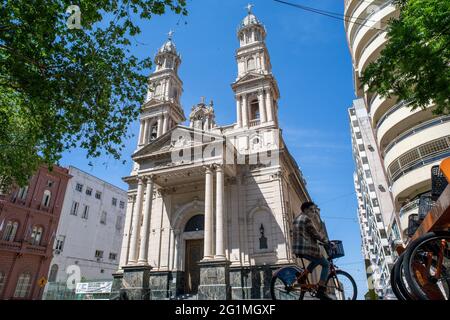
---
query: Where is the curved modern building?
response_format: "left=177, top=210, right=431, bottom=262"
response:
left=345, top=0, right=450, bottom=239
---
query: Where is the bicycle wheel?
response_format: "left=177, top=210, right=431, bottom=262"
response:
left=393, top=253, right=417, bottom=300
left=326, top=270, right=357, bottom=300
left=270, top=266, right=303, bottom=300
left=403, top=232, right=450, bottom=300
left=390, top=262, right=407, bottom=300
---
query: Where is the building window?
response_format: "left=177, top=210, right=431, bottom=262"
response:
left=112, top=198, right=117, bottom=206
left=30, top=226, right=43, bottom=246
left=109, top=253, right=117, bottom=260
left=42, top=190, right=51, bottom=207
left=70, top=201, right=79, bottom=216
left=372, top=198, right=379, bottom=207
left=365, top=170, right=372, bottom=178
left=100, top=211, right=107, bottom=225
left=356, top=132, right=362, bottom=139
left=0, top=272, right=5, bottom=296
left=82, top=205, right=89, bottom=219
left=150, top=124, right=158, bottom=141
left=379, top=229, right=387, bottom=239
left=359, top=144, right=365, bottom=151
left=18, top=186, right=28, bottom=201
left=369, top=184, right=375, bottom=192
left=250, top=100, right=260, bottom=121
left=48, top=264, right=58, bottom=282
left=2, top=220, right=19, bottom=242
left=115, top=215, right=123, bottom=230
left=75, top=183, right=83, bottom=192
left=85, top=187, right=92, bottom=196
left=13, top=273, right=32, bottom=298
left=247, top=57, right=256, bottom=71
left=95, top=191, right=102, bottom=200
left=362, top=156, right=368, bottom=164
left=55, top=236, right=65, bottom=251
left=95, top=250, right=103, bottom=258
left=119, top=201, right=125, bottom=209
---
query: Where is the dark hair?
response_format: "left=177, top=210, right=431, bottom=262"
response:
left=301, top=201, right=316, bottom=212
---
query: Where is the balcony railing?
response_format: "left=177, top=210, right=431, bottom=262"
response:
left=350, top=0, right=393, bottom=46
left=376, top=99, right=411, bottom=130
left=249, top=119, right=260, bottom=127
left=399, top=199, right=420, bottom=217
left=383, top=116, right=450, bottom=157
left=0, top=240, right=21, bottom=251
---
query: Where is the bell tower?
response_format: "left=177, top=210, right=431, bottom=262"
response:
left=232, top=4, right=280, bottom=129
left=137, top=31, right=186, bottom=148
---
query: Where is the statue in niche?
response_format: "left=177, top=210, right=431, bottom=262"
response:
left=259, top=224, right=268, bottom=249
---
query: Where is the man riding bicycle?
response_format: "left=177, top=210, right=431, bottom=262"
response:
left=293, top=201, right=333, bottom=300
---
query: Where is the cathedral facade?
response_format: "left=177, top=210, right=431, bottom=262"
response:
left=113, top=7, right=324, bottom=300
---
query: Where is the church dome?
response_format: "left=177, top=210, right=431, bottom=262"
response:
left=159, top=40, right=177, bottom=54
left=240, top=13, right=262, bottom=28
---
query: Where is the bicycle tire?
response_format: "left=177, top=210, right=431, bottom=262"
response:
left=393, top=253, right=416, bottom=300
left=390, top=262, right=407, bottom=300
left=326, top=270, right=357, bottom=300
left=403, top=231, right=450, bottom=300
left=270, top=266, right=303, bottom=300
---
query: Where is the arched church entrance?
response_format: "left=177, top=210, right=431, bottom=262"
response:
left=183, top=214, right=204, bottom=294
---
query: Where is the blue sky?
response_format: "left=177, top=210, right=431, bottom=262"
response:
left=60, top=0, right=368, bottom=297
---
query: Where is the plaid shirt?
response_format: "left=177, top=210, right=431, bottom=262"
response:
left=292, top=213, right=328, bottom=258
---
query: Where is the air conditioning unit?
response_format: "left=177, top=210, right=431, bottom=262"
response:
left=54, top=249, right=61, bottom=255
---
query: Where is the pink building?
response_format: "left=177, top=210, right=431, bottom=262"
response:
left=0, top=165, right=71, bottom=299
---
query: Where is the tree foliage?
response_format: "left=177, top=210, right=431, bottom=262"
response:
left=361, top=0, right=449, bottom=115
left=0, top=0, right=187, bottom=189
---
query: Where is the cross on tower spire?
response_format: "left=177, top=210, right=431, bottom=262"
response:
left=167, top=30, right=174, bottom=40
left=245, top=3, right=254, bottom=14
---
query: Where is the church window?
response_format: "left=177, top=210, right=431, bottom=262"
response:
left=250, top=100, right=260, bottom=120
left=166, top=58, right=173, bottom=69
left=247, top=57, right=256, bottom=71
left=155, top=83, right=162, bottom=97
left=184, top=215, right=204, bottom=232
left=150, top=124, right=158, bottom=141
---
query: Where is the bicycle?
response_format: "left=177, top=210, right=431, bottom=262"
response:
left=270, top=240, right=357, bottom=300
left=402, top=231, right=450, bottom=300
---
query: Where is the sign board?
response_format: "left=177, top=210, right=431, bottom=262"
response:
left=75, top=281, right=112, bottom=294
left=38, top=277, right=47, bottom=288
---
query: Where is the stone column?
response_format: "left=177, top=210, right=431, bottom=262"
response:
left=138, top=120, right=145, bottom=146
left=265, top=90, right=274, bottom=122
left=163, top=114, right=169, bottom=135
left=128, top=178, right=145, bottom=264
left=157, top=116, right=163, bottom=137
left=138, top=176, right=154, bottom=264
left=262, top=55, right=267, bottom=72
left=119, top=195, right=135, bottom=268
left=142, top=119, right=149, bottom=145
left=203, top=165, right=214, bottom=260
left=215, top=165, right=225, bottom=259
left=165, top=80, right=170, bottom=100
left=236, top=97, right=242, bottom=128
left=258, top=90, right=267, bottom=123
left=242, top=94, right=248, bottom=128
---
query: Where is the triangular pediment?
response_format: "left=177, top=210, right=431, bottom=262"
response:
left=232, top=72, right=269, bottom=87
left=132, top=125, right=225, bottom=160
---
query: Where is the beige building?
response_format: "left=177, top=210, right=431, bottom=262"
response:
left=345, top=0, right=450, bottom=241
left=113, top=7, right=324, bottom=300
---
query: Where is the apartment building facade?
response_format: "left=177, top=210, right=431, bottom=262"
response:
left=345, top=0, right=450, bottom=238
left=45, top=166, right=127, bottom=286
left=0, top=165, right=71, bottom=299
left=349, top=99, right=397, bottom=298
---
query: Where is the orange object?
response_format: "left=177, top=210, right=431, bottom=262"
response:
left=440, top=157, right=450, bottom=182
